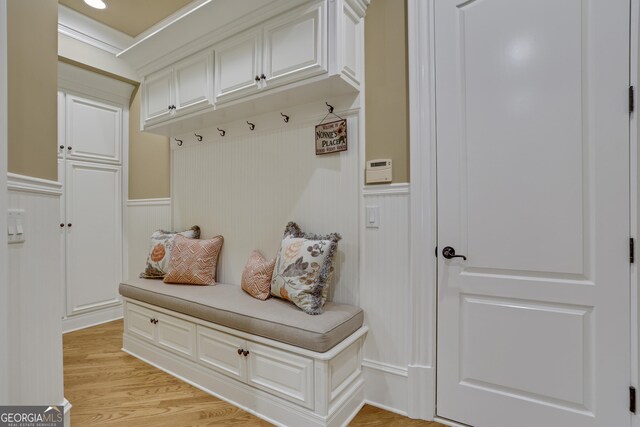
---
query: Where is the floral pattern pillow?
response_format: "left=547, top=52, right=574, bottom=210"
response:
left=270, top=222, right=341, bottom=315
left=140, top=226, right=200, bottom=279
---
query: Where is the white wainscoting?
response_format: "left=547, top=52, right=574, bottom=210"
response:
left=171, top=116, right=360, bottom=306
left=361, top=184, right=410, bottom=414
left=7, top=174, right=65, bottom=407
left=126, top=198, right=172, bottom=280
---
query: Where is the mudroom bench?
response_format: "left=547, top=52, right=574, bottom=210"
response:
left=119, top=277, right=368, bottom=427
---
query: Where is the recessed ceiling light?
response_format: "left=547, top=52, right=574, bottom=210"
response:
left=83, top=0, right=107, bottom=9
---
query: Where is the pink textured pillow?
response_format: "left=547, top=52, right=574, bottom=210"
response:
left=241, top=250, right=276, bottom=300
left=163, top=234, right=224, bottom=285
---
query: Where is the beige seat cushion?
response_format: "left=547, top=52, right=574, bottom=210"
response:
left=119, top=277, right=364, bottom=353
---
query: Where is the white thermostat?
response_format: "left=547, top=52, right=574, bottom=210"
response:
left=365, top=159, right=392, bottom=184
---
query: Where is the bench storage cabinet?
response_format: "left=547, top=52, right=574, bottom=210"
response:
left=120, top=278, right=367, bottom=427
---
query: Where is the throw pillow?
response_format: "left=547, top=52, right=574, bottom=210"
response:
left=270, top=222, right=341, bottom=315
left=140, top=226, right=201, bottom=279
left=241, top=250, right=276, bottom=300
left=163, top=234, right=224, bottom=285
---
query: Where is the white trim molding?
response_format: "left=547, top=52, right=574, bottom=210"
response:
left=362, top=359, right=409, bottom=416
left=407, top=0, right=437, bottom=421
left=362, top=183, right=409, bottom=197
left=58, top=4, right=133, bottom=55
left=362, top=359, right=408, bottom=378
left=63, top=398, right=72, bottom=427
left=127, top=198, right=171, bottom=207
left=7, top=173, right=63, bottom=196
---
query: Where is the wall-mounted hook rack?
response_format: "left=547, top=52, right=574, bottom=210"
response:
left=325, top=102, right=334, bottom=114
left=247, top=121, right=255, bottom=131
left=175, top=138, right=183, bottom=146
left=194, top=133, right=203, bottom=142
left=217, top=127, right=226, bottom=137
left=280, top=112, right=290, bottom=123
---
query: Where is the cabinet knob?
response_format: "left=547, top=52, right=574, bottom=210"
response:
left=242, top=350, right=249, bottom=357
left=67, top=146, right=72, bottom=150
left=237, top=348, right=243, bottom=355
left=59, top=145, right=64, bottom=150
left=67, top=223, right=72, bottom=227
left=260, top=74, right=266, bottom=80
left=150, top=318, right=153, bottom=324
left=59, top=223, right=65, bottom=228
left=254, top=75, right=260, bottom=82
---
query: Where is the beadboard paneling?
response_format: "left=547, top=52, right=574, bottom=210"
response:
left=361, top=189, right=409, bottom=367
left=7, top=185, right=64, bottom=405
left=172, top=117, right=360, bottom=305
left=127, top=198, right=172, bottom=280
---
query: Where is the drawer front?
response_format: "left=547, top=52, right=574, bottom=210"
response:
left=125, top=302, right=156, bottom=343
left=246, top=342, right=314, bottom=409
left=156, top=312, right=197, bottom=360
left=197, top=326, right=246, bottom=382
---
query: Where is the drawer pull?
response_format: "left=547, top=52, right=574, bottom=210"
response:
left=237, top=348, right=243, bottom=355
left=242, top=350, right=249, bottom=357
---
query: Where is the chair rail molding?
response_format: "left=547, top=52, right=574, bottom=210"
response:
left=407, top=0, right=437, bottom=421
left=7, top=173, right=63, bottom=196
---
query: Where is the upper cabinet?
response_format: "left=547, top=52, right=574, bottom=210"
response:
left=142, top=50, right=214, bottom=127
left=132, top=0, right=368, bottom=134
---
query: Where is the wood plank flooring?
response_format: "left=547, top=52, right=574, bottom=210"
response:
left=63, top=320, right=444, bottom=426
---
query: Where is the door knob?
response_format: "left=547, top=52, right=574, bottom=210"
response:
left=442, top=246, right=467, bottom=260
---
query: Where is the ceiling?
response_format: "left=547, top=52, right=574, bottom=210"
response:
left=58, top=0, right=195, bottom=37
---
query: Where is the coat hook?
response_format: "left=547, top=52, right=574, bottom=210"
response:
left=247, top=121, right=255, bottom=131
left=217, top=127, right=226, bottom=137
left=194, top=133, right=203, bottom=142
left=280, top=112, right=290, bottom=123
left=175, top=138, right=183, bottom=146
left=325, top=102, right=334, bottom=114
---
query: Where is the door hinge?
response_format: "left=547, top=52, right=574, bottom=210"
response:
left=631, top=386, right=636, bottom=413
left=630, top=86, right=635, bottom=113
left=631, top=238, right=635, bottom=264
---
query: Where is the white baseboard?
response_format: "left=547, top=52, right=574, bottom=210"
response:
left=62, top=398, right=72, bottom=427
left=362, top=359, right=408, bottom=416
left=62, top=304, right=123, bottom=333
left=407, top=364, right=435, bottom=420
left=123, top=334, right=364, bottom=427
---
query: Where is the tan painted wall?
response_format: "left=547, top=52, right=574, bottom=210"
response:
left=7, top=0, right=58, bottom=181
left=364, top=0, right=409, bottom=183
left=128, top=87, right=171, bottom=199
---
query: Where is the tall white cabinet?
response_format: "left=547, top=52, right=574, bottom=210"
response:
left=58, top=63, right=134, bottom=332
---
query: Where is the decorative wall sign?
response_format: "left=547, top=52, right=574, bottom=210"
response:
left=315, top=119, right=347, bottom=155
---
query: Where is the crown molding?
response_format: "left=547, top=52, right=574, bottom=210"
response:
left=58, top=4, right=133, bottom=55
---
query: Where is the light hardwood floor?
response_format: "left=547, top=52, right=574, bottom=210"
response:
left=63, top=320, right=444, bottom=426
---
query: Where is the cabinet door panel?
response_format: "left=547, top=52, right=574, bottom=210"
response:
left=246, top=341, right=314, bottom=409
left=58, top=91, right=65, bottom=159
left=215, top=30, right=261, bottom=103
left=65, top=161, right=121, bottom=316
left=174, top=51, right=213, bottom=116
left=197, top=326, right=246, bottom=381
left=143, top=68, right=173, bottom=125
left=263, top=3, right=326, bottom=89
left=125, top=303, right=156, bottom=343
left=156, top=312, right=197, bottom=360
left=66, top=95, right=122, bottom=164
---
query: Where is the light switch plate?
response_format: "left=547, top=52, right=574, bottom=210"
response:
left=7, top=209, right=25, bottom=244
left=366, top=206, right=379, bottom=228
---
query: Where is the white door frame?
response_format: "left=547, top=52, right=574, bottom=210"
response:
left=0, top=0, right=9, bottom=404
left=407, top=0, right=640, bottom=423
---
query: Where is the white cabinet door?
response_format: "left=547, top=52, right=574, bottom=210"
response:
left=156, top=312, right=197, bottom=360
left=246, top=341, right=314, bottom=409
left=125, top=302, right=157, bottom=343
left=66, top=94, right=122, bottom=164
left=197, top=326, right=246, bottom=382
left=143, top=67, right=174, bottom=125
left=214, top=30, right=261, bottom=103
left=262, top=3, right=326, bottom=89
left=65, top=161, right=121, bottom=317
left=57, top=91, right=66, bottom=159
left=174, top=50, right=213, bottom=116
left=435, top=1, right=630, bottom=426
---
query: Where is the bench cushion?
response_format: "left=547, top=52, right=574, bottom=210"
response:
left=119, top=277, right=364, bottom=353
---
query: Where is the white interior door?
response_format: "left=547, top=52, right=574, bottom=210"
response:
left=435, top=1, right=631, bottom=426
